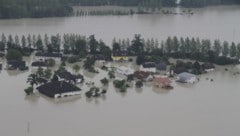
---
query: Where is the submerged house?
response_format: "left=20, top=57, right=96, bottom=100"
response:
left=173, top=67, right=188, bottom=74
left=55, top=70, right=84, bottom=84
left=176, top=72, right=197, bottom=83
left=153, top=77, right=172, bottom=89
left=202, top=63, right=215, bottom=72
left=112, top=50, right=128, bottom=61
left=7, top=60, right=28, bottom=70
left=31, top=61, right=48, bottom=69
left=156, top=61, right=167, bottom=71
left=134, top=71, right=154, bottom=81
left=35, top=52, right=62, bottom=61
left=116, top=66, right=134, bottom=76
left=139, top=62, right=156, bottom=73
left=37, top=81, right=81, bottom=98
left=94, top=54, right=106, bottom=66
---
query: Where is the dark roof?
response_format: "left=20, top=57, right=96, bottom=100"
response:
left=31, top=61, right=48, bottom=67
left=142, top=62, right=156, bottom=68
left=112, top=50, right=128, bottom=57
left=37, top=81, right=81, bottom=98
left=202, top=63, right=215, bottom=69
left=174, top=67, right=188, bottom=74
left=93, top=54, right=106, bottom=61
left=35, top=52, right=62, bottom=58
left=134, top=71, right=151, bottom=79
left=8, top=60, right=26, bottom=69
left=156, top=62, right=167, bottom=70
left=55, top=70, right=83, bottom=82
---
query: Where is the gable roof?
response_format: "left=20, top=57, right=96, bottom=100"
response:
left=142, top=62, right=156, bottom=68
left=35, top=52, right=62, bottom=58
left=55, top=70, right=83, bottom=81
left=31, top=61, right=48, bottom=67
left=178, top=72, right=196, bottom=80
left=37, top=81, right=81, bottom=98
left=154, top=77, right=172, bottom=85
left=156, top=62, right=167, bottom=70
left=134, top=71, right=151, bottom=79
left=7, top=60, right=26, bottom=68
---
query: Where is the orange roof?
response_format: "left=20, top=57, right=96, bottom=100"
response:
left=153, top=77, right=172, bottom=85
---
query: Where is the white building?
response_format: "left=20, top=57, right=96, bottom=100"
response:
left=139, top=62, right=156, bottom=73
left=116, top=66, right=134, bottom=76
left=176, top=72, right=197, bottom=84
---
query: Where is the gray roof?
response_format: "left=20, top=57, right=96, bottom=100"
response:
left=178, top=72, right=196, bottom=80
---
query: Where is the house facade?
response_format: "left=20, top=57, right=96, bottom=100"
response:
left=112, top=51, right=128, bottom=61
left=139, top=62, right=156, bottom=73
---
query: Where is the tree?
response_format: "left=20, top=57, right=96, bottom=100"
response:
left=21, top=35, right=26, bottom=48
left=72, top=64, right=80, bottom=73
left=36, top=35, right=44, bottom=51
left=135, top=80, right=143, bottom=88
left=127, top=74, right=134, bottom=82
left=83, top=56, right=96, bottom=72
left=213, top=40, right=221, bottom=56
left=131, top=34, right=144, bottom=55
left=6, top=49, right=22, bottom=61
left=237, top=43, right=240, bottom=60
left=88, top=35, right=98, bottom=54
left=46, top=59, right=56, bottom=67
left=222, top=41, right=229, bottom=57
left=230, top=42, right=237, bottom=58
left=36, top=67, right=44, bottom=78
left=27, top=74, right=38, bottom=88
left=100, top=78, right=109, bottom=85
left=108, top=71, right=115, bottom=79
left=44, top=69, right=52, bottom=79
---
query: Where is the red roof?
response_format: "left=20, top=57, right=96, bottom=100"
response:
left=153, top=77, right=172, bottom=86
left=134, top=71, right=151, bottom=79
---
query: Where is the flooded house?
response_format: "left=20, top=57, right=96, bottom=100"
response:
left=202, top=63, right=215, bottom=72
left=31, top=61, right=48, bottom=69
left=35, top=52, right=62, bottom=62
left=116, top=66, right=134, bottom=76
left=112, top=50, right=128, bottom=61
left=176, top=72, right=197, bottom=83
left=7, top=60, right=28, bottom=71
left=139, top=62, right=156, bottom=73
left=153, top=76, right=173, bottom=89
left=37, top=81, right=82, bottom=98
left=134, top=71, right=154, bottom=81
left=156, top=61, right=167, bottom=71
left=55, top=70, right=84, bottom=84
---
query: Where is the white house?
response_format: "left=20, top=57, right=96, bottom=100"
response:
left=139, top=62, right=156, bottom=73
left=35, top=52, right=62, bottom=62
left=176, top=72, right=197, bottom=84
left=116, top=66, right=134, bottom=76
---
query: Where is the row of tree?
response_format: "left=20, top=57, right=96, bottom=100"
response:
left=1, top=33, right=239, bottom=65
left=0, top=0, right=73, bottom=18
left=180, top=0, right=240, bottom=7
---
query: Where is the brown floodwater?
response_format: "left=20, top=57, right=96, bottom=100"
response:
left=0, top=5, right=240, bottom=136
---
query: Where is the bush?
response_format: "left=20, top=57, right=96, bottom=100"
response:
left=68, top=56, right=80, bottom=63
left=135, top=80, right=143, bottom=88
left=46, top=59, right=56, bottom=67
left=100, top=78, right=109, bottom=85
left=24, top=87, right=33, bottom=95
left=113, top=79, right=126, bottom=88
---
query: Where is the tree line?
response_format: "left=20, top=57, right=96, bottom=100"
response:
left=180, top=0, right=240, bottom=7
left=1, top=33, right=239, bottom=65
left=0, top=0, right=73, bottom=19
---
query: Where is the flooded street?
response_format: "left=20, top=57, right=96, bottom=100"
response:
left=1, top=5, right=240, bottom=136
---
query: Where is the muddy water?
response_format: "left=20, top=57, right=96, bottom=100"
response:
left=0, top=6, right=240, bottom=45
left=1, top=5, right=240, bottom=136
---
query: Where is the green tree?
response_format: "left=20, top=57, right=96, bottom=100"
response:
left=100, top=78, right=109, bottom=85
left=222, top=41, right=229, bottom=57
left=72, top=64, right=80, bottom=73
left=88, top=35, right=98, bottom=54
left=131, top=34, right=144, bottom=55
left=6, top=49, right=22, bottom=61
left=213, top=40, right=221, bottom=56
left=230, top=42, right=237, bottom=58
left=27, top=74, right=38, bottom=88
left=135, top=80, right=143, bottom=88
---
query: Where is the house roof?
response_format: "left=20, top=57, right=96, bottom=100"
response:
left=112, top=50, right=128, bottom=57
left=93, top=54, right=106, bottom=61
left=37, top=81, right=81, bottom=98
left=31, top=61, right=48, bottom=67
left=134, top=71, right=151, bottom=79
left=153, top=77, right=172, bottom=85
left=35, top=52, right=62, bottom=58
left=142, top=62, right=156, bottom=68
left=174, top=67, right=188, bottom=74
left=7, top=60, right=26, bottom=68
left=55, top=70, right=83, bottom=81
left=156, top=62, right=167, bottom=70
left=177, top=72, right=196, bottom=80
left=202, top=63, right=215, bottom=69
